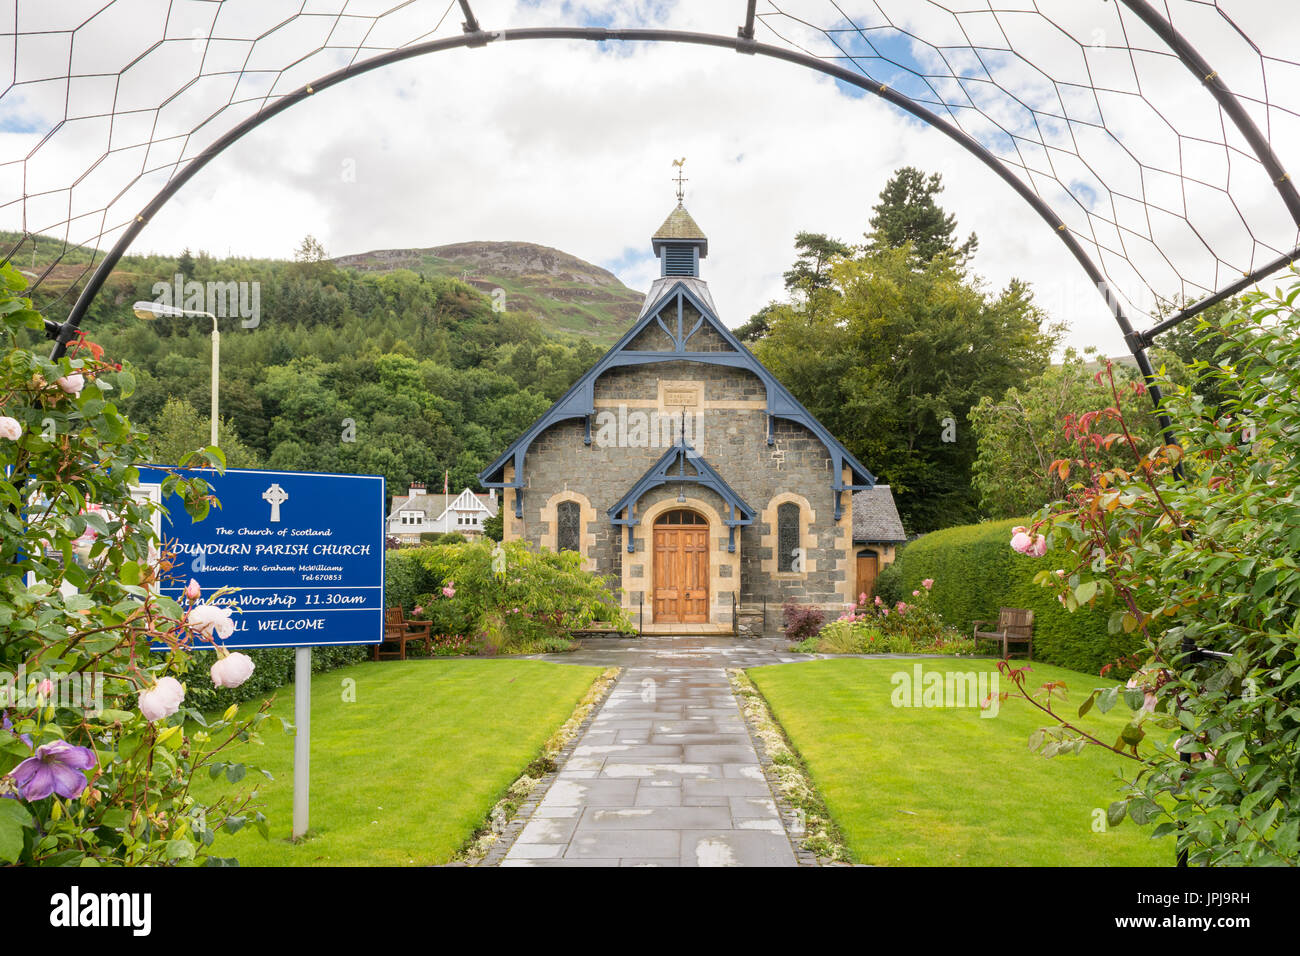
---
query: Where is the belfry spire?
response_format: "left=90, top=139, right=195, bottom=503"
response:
left=652, top=160, right=708, bottom=278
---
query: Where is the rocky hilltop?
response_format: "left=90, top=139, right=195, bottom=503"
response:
left=333, top=240, right=644, bottom=344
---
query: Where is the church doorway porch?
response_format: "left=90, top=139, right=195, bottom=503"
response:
left=652, top=509, right=710, bottom=624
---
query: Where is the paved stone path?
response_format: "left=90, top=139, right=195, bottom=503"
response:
left=500, top=652, right=800, bottom=867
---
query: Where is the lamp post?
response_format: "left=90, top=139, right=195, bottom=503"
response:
left=133, top=301, right=219, bottom=447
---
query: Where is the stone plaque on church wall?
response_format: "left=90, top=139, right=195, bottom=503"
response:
left=659, top=380, right=702, bottom=409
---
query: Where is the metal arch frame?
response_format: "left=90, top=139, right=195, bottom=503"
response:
left=43, top=7, right=1300, bottom=437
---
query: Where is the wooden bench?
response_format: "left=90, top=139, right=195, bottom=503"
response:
left=972, top=607, right=1034, bottom=660
left=569, top=623, right=634, bottom=639
left=373, top=607, right=433, bottom=661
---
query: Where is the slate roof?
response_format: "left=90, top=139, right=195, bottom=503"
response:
left=852, top=484, right=906, bottom=542
left=651, top=203, right=708, bottom=256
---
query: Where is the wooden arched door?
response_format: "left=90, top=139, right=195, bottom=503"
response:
left=652, top=509, right=710, bottom=623
left=856, top=549, right=880, bottom=603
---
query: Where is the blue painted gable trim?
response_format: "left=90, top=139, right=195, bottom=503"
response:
left=478, top=279, right=875, bottom=520
left=607, top=440, right=756, bottom=553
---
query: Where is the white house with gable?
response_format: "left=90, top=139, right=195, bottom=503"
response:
left=386, top=483, right=498, bottom=543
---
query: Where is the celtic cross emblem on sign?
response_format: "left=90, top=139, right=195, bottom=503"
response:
left=262, top=483, right=289, bottom=523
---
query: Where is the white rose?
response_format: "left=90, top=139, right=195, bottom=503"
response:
left=56, top=373, right=85, bottom=395
left=187, top=603, right=235, bottom=640
left=139, top=676, right=185, bottom=721
left=210, top=652, right=255, bottom=689
left=0, top=416, right=21, bottom=441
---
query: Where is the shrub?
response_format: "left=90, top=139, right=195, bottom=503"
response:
left=0, top=264, right=273, bottom=865
left=781, top=602, right=824, bottom=643
left=419, top=531, right=467, bottom=546
left=889, top=518, right=1139, bottom=674
left=874, top=559, right=904, bottom=605
left=385, top=547, right=439, bottom=612
left=410, top=540, right=628, bottom=655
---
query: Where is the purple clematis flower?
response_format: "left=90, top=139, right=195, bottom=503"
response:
left=2, top=711, right=32, bottom=749
left=9, top=741, right=96, bottom=801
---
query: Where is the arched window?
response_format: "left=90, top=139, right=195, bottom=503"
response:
left=777, top=502, right=800, bottom=573
left=556, top=500, right=581, bottom=553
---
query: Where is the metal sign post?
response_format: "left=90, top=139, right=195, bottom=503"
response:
left=293, top=645, right=312, bottom=840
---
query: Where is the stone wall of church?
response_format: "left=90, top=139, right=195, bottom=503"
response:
left=506, top=360, right=854, bottom=629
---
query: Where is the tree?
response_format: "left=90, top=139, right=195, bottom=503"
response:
left=733, top=303, right=779, bottom=343
left=865, top=166, right=978, bottom=266
left=289, top=234, right=336, bottom=283
left=148, top=397, right=262, bottom=468
left=782, top=231, right=852, bottom=295
left=970, top=350, right=1161, bottom=518
left=1148, top=296, right=1249, bottom=414
left=755, top=246, right=1058, bottom=531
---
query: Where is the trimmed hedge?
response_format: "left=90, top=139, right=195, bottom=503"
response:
left=385, top=546, right=441, bottom=613
left=185, top=645, right=369, bottom=712
left=891, top=518, right=1140, bottom=675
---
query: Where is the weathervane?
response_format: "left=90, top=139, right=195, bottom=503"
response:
left=671, top=157, right=687, bottom=203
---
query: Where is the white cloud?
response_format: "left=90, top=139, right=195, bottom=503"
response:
left=3, top=0, right=1299, bottom=360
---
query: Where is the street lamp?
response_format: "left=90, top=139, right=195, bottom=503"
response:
left=132, top=301, right=220, bottom=448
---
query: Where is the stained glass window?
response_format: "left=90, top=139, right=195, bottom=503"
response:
left=557, top=501, right=581, bottom=553
left=777, top=502, right=800, bottom=573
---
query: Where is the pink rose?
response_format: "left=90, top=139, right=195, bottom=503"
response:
left=1029, top=535, right=1049, bottom=558
left=1054, top=569, right=1066, bottom=578
left=184, top=578, right=201, bottom=602
left=139, top=676, right=185, bottom=721
left=413, top=605, right=423, bottom=616
left=1010, top=531, right=1033, bottom=554
left=858, top=592, right=868, bottom=605
left=0, top=416, right=21, bottom=441
left=896, top=601, right=907, bottom=614
left=442, top=582, right=456, bottom=599
left=912, top=590, right=920, bottom=597
left=38, top=678, right=54, bottom=699
left=874, top=596, right=883, bottom=607
left=56, top=374, right=85, bottom=395
left=210, top=652, right=256, bottom=689
left=921, top=579, right=933, bottom=589
left=187, top=603, right=235, bottom=640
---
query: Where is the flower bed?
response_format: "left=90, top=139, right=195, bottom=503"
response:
left=788, top=580, right=975, bottom=656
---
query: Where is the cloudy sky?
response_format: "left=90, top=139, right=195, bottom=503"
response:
left=3, top=0, right=1299, bottom=355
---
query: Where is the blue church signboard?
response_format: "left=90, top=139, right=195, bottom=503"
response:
left=134, top=466, right=385, bottom=649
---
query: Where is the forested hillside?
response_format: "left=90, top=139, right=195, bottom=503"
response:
left=19, top=243, right=603, bottom=493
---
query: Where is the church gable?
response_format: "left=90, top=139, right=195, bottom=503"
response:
left=480, top=274, right=874, bottom=520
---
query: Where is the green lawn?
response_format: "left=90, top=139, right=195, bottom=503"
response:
left=748, top=658, right=1170, bottom=866
left=194, top=658, right=602, bottom=866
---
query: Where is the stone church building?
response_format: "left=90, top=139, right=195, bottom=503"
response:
left=480, top=202, right=905, bottom=632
